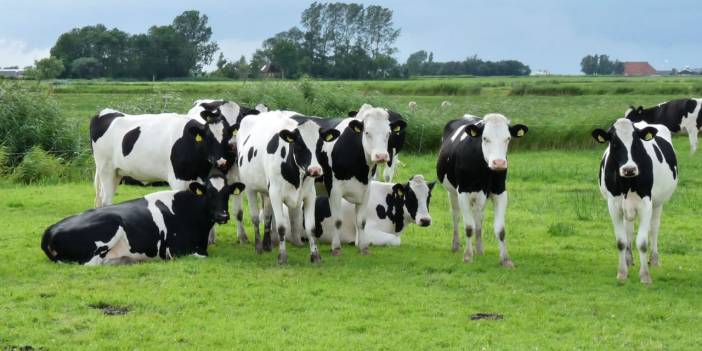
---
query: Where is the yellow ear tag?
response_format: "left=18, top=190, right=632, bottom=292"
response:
left=325, top=133, right=334, bottom=141
left=517, top=129, right=525, bottom=137
left=397, top=189, right=403, bottom=196
left=597, top=135, right=606, bottom=143
left=233, top=188, right=241, bottom=195
left=392, top=125, right=401, bottom=132
left=286, top=136, right=295, bottom=143
left=469, top=129, right=478, bottom=137
left=232, top=129, right=238, bottom=136
left=645, top=132, right=653, bottom=141
left=196, top=188, right=204, bottom=196
left=353, top=126, right=362, bottom=133
left=195, top=134, right=203, bottom=142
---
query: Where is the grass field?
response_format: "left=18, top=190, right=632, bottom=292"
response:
left=2, top=145, right=702, bottom=350
left=2, top=76, right=702, bottom=349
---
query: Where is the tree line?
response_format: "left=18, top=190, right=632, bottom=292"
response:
left=580, top=54, right=624, bottom=75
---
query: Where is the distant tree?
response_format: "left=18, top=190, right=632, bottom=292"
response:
left=70, top=57, right=102, bottom=78
left=581, top=54, right=624, bottom=75
left=50, top=24, right=130, bottom=78
left=580, top=54, right=598, bottom=75
left=234, top=56, right=250, bottom=80
left=406, top=50, right=428, bottom=76
left=171, top=10, right=219, bottom=72
left=25, top=57, right=64, bottom=81
left=613, top=60, right=625, bottom=75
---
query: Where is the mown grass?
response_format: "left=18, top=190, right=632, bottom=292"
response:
left=2, top=142, right=702, bottom=350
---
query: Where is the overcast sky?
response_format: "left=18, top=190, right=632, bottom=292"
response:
left=1, top=0, right=699, bottom=74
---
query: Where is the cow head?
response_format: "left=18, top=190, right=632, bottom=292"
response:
left=188, top=108, right=236, bottom=171
left=352, top=104, right=407, bottom=165
left=190, top=99, right=260, bottom=137
left=403, top=175, right=435, bottom=227
left=464, top=113, right=528, bottom=171
left=624, top=105, right=646, bottom=122
left=279, top=121, right=340, bottom=177
left=592, top=118, right=658, bottom=178
left=189, top=170, right=245, bottom=224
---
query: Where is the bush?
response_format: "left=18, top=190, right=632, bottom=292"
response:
left=0, top=82, right=82, bottom=166
left=10, top=146, right=66, bottom=184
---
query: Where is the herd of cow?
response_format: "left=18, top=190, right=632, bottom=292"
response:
left=39, top=96, right=702, bottom=284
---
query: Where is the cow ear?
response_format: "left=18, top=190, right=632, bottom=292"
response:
left=637, top=106, right=644, bottom=113
left=391, top=183, right=404, bottom=197
left=189, top=182, right=206, bottom=196
left=427, top=181, right=437, bottom=191
left=279, top=129, right=297, bottom=143
left=348, top=120, right=364, bottom=134
left=637, top=127, right=657, bottom=141
left=321, top=128, right=340, bottom=142
left=390, top=120, right=407, bottom=134
left=348, top=111, right=358, bottom=117
left=230, top=123, right=239, bottom=136
left=509, top=124, right=528, bottom=138
left=591, top=129, right=609, bottom=143
left=229, top=182, right=246, bottom=196
left=189, top=125, right=206, bottom=142
left=464, top=124, right=483, bottom=137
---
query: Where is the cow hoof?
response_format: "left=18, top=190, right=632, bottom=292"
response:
left=360, top=247, right=370, bottom=256
left=255, top=241, right=263, bottom=255
left=262, top=243, right=272, bottom=252
left=463, top=256, right=473, bottom=263
left=277, top=253, right=288, bottom=265
left=238, top=235, right=249, bottom=245
left=451, top=242, right=460, bottom=252
left=310, top=252, right=322, bottom=263
left=500, top=259, right=515, bottom=268
left=331, top=248, right=342, bottom=257
left=640, top=273, right=652, bottom=284
left=617, top=270, right=628, bottom=282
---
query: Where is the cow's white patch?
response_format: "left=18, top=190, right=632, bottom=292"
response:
left=612, top=118, right=637, bottom=173
left=145, top=191, right=176, bottom=237
left=480, top=114, right=512, bottom=168
left=356, top=106, right=391, bottom=163
left=209, top=121, right=225, bottom=143
left=210, top=177, right=225, bottom=191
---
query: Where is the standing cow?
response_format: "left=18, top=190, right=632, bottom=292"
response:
left=319, top=104, right=407, bottom=256
left=91, top=106, right=235, bottom=207
left=236, top=111, right=340, bottom=264
left=313, top=175, right=435, bottom=246
left=625, top=98, right=702, bottom=153
left=592, top=119, right=678, bottom=284
left=41, top=170, right=245, bottom=265
left=436, top=114, right=528, bottom=267
left=348, top=110, right=406, bottom=182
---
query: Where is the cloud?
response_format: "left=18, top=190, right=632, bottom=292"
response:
left=205, top=38, right=263, bottom=71
left=0, top=39, right=50, bottom=68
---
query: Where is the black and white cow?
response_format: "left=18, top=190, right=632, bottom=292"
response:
left=41, top=171, right=245, bottom=265
left=319, top=104, right=408, bottom=256
left=436, top=114, right=528, bottom=267
left=592, top=119, right=678, bottom=284
left=348, top=110, right=407, bottom=182
left=625, top=98, right=702, bottom=153
left=188, top=99, right=261, bottom=244
left=90, top=106, right=235, bottom=207
left=236, top=111, right=340, bottom=264
left=312, top=175, right=435, bottom=246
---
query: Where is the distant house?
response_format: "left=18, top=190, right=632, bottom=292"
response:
left=0, top=68, right=25, bottom=78
left=260, top=64, right=282, bottom=79
left=623, top=62, right=657, bottom=76
left=656, top=70, right=674, bottom=76
left=530, top=69, right=551, bottom=76
left=679, top=67, right=702, bottom=75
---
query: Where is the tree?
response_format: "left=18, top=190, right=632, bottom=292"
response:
left=580, top=54, right=598, bottom=75
left=406, top=50, right=428, bottom=76
left=70, top=57, right=102, bottom=78
left=50, top=24, right=130, bottom=78
left=25, top=57, right=64, bottom=81
left=234, top=56, right=250, bottom=80
left=171, top=10, right=219, bottom=72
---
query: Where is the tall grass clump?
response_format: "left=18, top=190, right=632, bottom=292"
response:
left=10, top=146, right=66, bottom=184
left=0, top=82, right=82, bottom=166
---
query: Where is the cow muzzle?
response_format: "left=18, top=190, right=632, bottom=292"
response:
left=489, top=159, right=508, bottom=171
left=418, top=217, right=432, bottom=227
left=372, top=152, right=390, bottom=163
left=306, top=166, right=323, bottom=177
left=215, top=211, right=230, bottom=224
left=215, top=158, right=228, bottom=170
left=620, top=166, right=639, bottom=178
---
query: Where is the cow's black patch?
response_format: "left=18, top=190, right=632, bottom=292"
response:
left=90, top=112, right=124, bottom=142
left=121, top=127, right=141, bottom=157
left=652, top=144, right=663, bottom=162
left=254, top=149, right=258, bottom=157
left=247, top=147, right=254, bottom=162
left=314, top=196, right=332, bottom=238
left=655, top=136, right=678, bottom=179
left=281, top=146, right=286, bottom=159
left=170, top=120, right=211, bottom=182
left=243, top=135, right=251, bottom=146
left=375, top=189, right=405, bottom=232
left=325, top=123, right=370, bottom=189
left=266, top=134, right=279, bottom=154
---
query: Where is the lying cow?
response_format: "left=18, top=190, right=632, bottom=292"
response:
left=592, top=119, right=678, bottom=284
left=625, top=98, right=702, bottom=153
left=437, top=113, right=528, bottom=267
left=90, top=105, right=234, bottom=207
left=41, top=171, right=245, bottom=265
left=312, top=175, right=435, bottom=246
left=236, top=111, right=340, bottom=264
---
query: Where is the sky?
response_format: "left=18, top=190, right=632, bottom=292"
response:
left=0, top=0, right=700, bottom=74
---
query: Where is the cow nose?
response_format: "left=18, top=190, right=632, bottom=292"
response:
left=621, top=166, right=638, bottom=177
left=215, top=212, right=229, bottom=224
left=373, top=153, right=389, bottom=163
left=307, top=166, right=323, bottom=177
left=491, top=159, right=507, bottom=170
left=419, top=218, right=432, bottom=227
left=216, top=158, right=227, bottom=169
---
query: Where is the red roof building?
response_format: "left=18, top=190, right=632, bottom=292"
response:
left=623, top=62, right=657, bottom=76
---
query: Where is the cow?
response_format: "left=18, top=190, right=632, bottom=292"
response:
left=91, top=105, right=235, bottom=208
left=41, top=170, right=245, bottom=265
left=236, top=111, right=340, bottom=264
left=436, top=113, right=528, bottom=267
left=625, top=98, right=702, bottom=153
left=592, top=118, right=678, bottom=284
left=347, top=110, right=406, bottom=182
left=187, top=99, right=262, bottom=244
left=319, top=103, right=408, bottom=256
left=312, top=175, right=435, bottom=246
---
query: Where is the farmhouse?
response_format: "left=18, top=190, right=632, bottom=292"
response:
left=0, top=68, right=25, bottom=78
left=623, top=62, right=656, bottom=76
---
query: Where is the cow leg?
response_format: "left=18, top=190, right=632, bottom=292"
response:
left=650, top=205, right=663, bottom=267
left=93, top=169, right=103, bottom=208
left=624, top=214, right=634, bottom=267
left=492, top=192, right=513, bottom=267
left=268, top=190, right=289, bottom=264
left=447, top=191, right=461, bottom=252
left=85, top=226, right=126, bottom=266
left=288, top=205, right=305, bottom=247
left=356, top=189, right=371, bottom=255
left=383, top=153, right=397, bottom=182
left=302, top=181, right=321, bottom=263
left=262, top=197, right=274, bottom=252
left=328, top=188, right=344, bottom=256
left=457, top=192, right=475, bottom=263
left=96, top=167, right=118, bottom=207
left=687, top=126, right=698, bottom=154
left=471, top=194, right=486, bottom=256
left=608, top=199, right=628, bottom=281
left=247, top=190, right=263, bottom=254
left=232, top=194, right=248, bottom=244
left=636, top=200, right=654, bottom=284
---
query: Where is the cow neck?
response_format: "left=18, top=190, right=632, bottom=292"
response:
left=280, top=145, right=303, bottom=188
